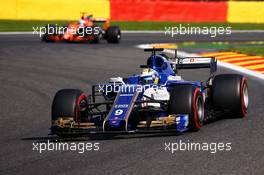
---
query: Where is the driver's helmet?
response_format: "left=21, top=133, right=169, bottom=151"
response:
left=140, top=68, right=159, bottom=84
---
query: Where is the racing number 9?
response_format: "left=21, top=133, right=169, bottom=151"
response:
left=115, top=109, right=123, bottom=116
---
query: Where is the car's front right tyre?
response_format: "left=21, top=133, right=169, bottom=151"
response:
left=51, top=89, right=88, bottom=136
left=169, top=85, right=204, bottom=131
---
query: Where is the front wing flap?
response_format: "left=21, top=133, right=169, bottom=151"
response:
left=50, top=114, right=189, bottom=136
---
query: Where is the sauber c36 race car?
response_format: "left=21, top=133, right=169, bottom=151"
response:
left=50, top=48, right=249, bottom=137
left=42, top=14, right=121, bottom=43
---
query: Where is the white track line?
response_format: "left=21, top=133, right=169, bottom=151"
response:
left=0, top=32, right=32, bottom=35
left=232, top=30, right=264, bottom=33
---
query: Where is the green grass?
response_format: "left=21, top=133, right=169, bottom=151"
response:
left=228, top=46, right=264, bottom=56
left=0, top=20, right=69, bottom=32
left=1, top=20, right=264, bottom=32
left=178, top=41, right=264, bottom=56
left=112, top=21, right=264, bottom=31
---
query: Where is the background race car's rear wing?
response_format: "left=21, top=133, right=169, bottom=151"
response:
left=80, top=12, right=109, bottom=23
left=92, top=18, right=109, bottom=22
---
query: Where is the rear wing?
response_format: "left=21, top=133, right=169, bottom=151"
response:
left=92, top=18, right=109, bottom=23
left=142, top=48, right=217, bottom=74
left=80, top=12, right=109, bottom=22
left=171, top=57, right=217, bottom=74
left=165, top=49, right=217, bottom=74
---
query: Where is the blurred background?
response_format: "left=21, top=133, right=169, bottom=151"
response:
left=0, top=0, right=264, bottom=31
left=1, top=0, right=264, bottom=56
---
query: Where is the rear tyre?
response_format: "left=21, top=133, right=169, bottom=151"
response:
left=52, top=89, right=88, bottom=123
left=106, top=26, right=121, bottom=43
left=169, top=85, right=204, bottom=131
left=212, top=74, right=248, bottom=118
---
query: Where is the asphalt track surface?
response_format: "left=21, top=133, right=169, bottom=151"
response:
left=0, top=32, right=264, bottom=175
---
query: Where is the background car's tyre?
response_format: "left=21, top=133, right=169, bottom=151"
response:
left=42, top=34, right=51, bottom=42
left=212, top=74, right=248, bottom=117
left=42, top=24, right=57, bottom=42
left=106, top=26, right=121, bottom=43
left=91, top=34, right=101, bottom=44
left=88, top=26, right=102, bottom=44
left=169, top=85, right=204, bottom=131
left=51, top=89, right=88, bottom=122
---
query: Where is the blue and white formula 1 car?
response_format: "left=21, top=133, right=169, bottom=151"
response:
left=50, top=48, right=249, bottom=136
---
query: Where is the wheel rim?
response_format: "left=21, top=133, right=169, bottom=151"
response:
left=196, top=97, right=204, bottom=123
left=75, top=94, right=87, bottom=122
left=243, top=84, right=249, bottom=110
left=79, top=99, right=88, bottom=112
left=117, top=32, right=121, bottom=39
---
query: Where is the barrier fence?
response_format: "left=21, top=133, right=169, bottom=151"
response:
left=0, top=0, right=264, bottom=23
left=0, top=0, right=110, bottom=20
